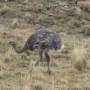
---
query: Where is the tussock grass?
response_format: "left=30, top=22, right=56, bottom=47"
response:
left=55, top=11, right=67, bottom=19
left=78, top=1, right=90, bottom=12
left=37, top=14, right=55, bottom=25
left=80, top=12, right=90, bottom=21
left=0, top=1, right=90, bottom=90
left=81, top=25, right=90, bottom=35
left=67, top=19, right=81, bottom=28
left=10, top=18, right=19, bottom=29
left=30, top=3, right=47, bottom=13
left=0, top=5, right=10, bottom=15
left=71, top=47, right=87, bottom=71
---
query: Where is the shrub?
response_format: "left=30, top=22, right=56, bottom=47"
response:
left=78, top=1, right=90, bottom=12
left=82, top=25, right=90, bottom=35
left=71, top=47, right=87, bottom=71
left=34, top=85, right=42, bottom=90
left=67, top=19, right=81, bottom=28
left=31, top=4, right=46, bottom=13
left=37, top=14, right=55, bottom=25
left=0, top=5, right=10, bottom=15
left=10, top=18, right=19, bottom=29
left=55, top=11, right=67, bottom=19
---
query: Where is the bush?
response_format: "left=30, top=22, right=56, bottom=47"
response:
left=37, top=14, right=55, bottom=25
left=10, top=18, right=19, bottom=29
left=34, top=85, right=42, bottom=90
left=55, top=11, right=67, bottom=19
left=81, top=25, right=90, bottom=35
left=0, top=5, right=10, bottom=15
left=78, top=1, right=90, bottom=12
left=67, top=19, right=81, bottom=28
left=71, top=47, right=87, bottom=71
left=30, top=4, right=46, bottom=13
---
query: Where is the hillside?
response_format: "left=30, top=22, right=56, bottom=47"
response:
left=0, top=0, right=90, bottom=90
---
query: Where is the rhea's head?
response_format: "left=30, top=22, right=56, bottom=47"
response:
left=8, top=41, right=16, bottom=48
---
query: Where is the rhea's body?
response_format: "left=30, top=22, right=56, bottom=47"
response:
left=25, top=30, right=64, bottom=51
left=9, top=30, right=64, bottom=74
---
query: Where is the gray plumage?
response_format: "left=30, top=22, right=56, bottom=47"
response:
left=9, top=30, right=64, bottom=74
left=26, top=30, right=63, bottom=51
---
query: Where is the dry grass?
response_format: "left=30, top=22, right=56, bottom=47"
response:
left=71, top=47, right=87, bottom=71
left=29, top=3, right=47, bottom=13
left=0, top=5, right=10, bottom=15
left=82, top=25, right=90, bottom=35
left=0, top=27, right=90, bottom=90
left=0, top=1, right=90, bottom=90
left=78, top=1, right=90, bottom=12
left=10, top=18, right=19, bottom=29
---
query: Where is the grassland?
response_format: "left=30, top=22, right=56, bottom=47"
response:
left=0, top=0, right=90, bottom=90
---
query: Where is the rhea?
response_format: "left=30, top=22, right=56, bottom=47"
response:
left=9, top=30, right=64, bottom=74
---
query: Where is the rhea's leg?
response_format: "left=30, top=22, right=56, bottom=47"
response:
left=35, top=49, right=43, bottom=66
left=45, top=50, right=51, bottom=74
left=39, top=49, right=43, bottom=62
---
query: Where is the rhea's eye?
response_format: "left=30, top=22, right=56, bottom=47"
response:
left=36, top=42, right=39, bottom=44
left=35, top=41, right=40, bottom=44
left=34, top=45, right=39, bottom=48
